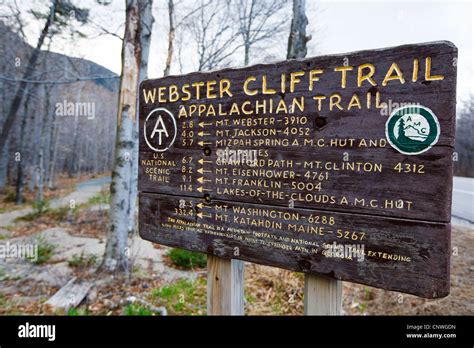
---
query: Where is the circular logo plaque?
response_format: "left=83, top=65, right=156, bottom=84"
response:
left=385, top=105, right=440, bottom=155
left=143, top=108, right=177, bottom=152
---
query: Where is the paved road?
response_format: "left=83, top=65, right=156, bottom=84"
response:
left=452, top=176, right=474, bottom=224
left=75, top=176, right=111, bottom=190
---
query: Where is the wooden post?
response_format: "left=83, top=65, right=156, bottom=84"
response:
left=207, top=255, right=244, bottom=315
left=304, top=274, right=342, bottom=315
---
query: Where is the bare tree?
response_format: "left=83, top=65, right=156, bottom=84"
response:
left=163, top=0, right=175, bottom=76
left=9, top=33, right=52, bottom=203
left=0, top=40, right=8, bottom=191
left=47, top=114, right=60, bottom=189
left=188, top=0, right=242, bottom=71
left=5, top=0, right=27, bottom=39
left=234, top=0, right=288, bottom=65
left=287, top=0, right=311, bottom=59
left=163, top=0, right=209, bottom=75
left=15, top=87, right=36, bottom=204
left=0, top=0, right=89, bottom=155
left=35, top=83, right=54, bottom=206
left=100, top=0, right=154, bottom=274
left=128, top=0, right=154, bottom=235
left=176, top=29, right=185, bottom=74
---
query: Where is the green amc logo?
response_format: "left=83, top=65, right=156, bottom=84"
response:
left=385, top=105, right=440, bottom=155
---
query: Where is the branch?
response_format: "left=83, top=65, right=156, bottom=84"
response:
left=87, top=18, right=123, bottom=40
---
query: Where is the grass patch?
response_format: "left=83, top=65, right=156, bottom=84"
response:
left=245, top=289, right=256, bottom=304
left=68, top=252, right=97, bottom=268
left=16, top=200, right=51, bottom=222
left=151, top=277, right=206, bottom=315
left=29, top=235, right=56, bottom=265
left=168, top=248, right=207, bottom=269
left=0, top=268, right=22, bottom=281
left=0, top=268, right=8, bottom=281
left=32, top=199, right=49, bottom=213
left=2, top=187, right=18, bottom=203
left=14, top=190, right=109, bottom=224
left=16, top=201, right=75, bottom=223
left=46, top=206, right=71, bottom=220
left=17, top=210, right=44, bottom=222
left=67, top=307, right=91, bottom=316
left=86, top=191, right=110, bottom=206
left=123, top=304, right=153, bottom=316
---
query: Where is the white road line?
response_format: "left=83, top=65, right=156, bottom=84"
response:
left=453, top=189, right=474, bottom=195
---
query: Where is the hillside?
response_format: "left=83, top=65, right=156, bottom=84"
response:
left=0, top=21, right=119, bottom=190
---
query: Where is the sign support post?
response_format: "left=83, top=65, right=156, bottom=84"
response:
left=304, top=274, right=342, bottom=315
left=207, top=256, right=244, bottom=315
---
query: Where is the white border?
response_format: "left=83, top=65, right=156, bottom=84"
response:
left=143, top=108, right=177, bottom=152
left=385, top=105, right=441, bottom=155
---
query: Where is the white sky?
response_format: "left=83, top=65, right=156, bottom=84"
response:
left=15, top=0, right=474, bottom=103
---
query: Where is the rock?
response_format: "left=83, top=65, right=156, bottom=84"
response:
left=28, top=262, right=72, bottom=288
left=0, top=285, right=19, bottom=295
left=35, top=228, right=104, bottom=262
left=103, top=298, right=117, bottom=309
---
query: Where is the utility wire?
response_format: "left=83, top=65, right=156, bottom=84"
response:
left=0, top=74, right=119, bottom=84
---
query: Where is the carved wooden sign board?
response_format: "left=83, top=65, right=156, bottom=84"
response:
left=138, top=42, right=457, bottom=298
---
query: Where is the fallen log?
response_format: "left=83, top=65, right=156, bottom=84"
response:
left=45, top=277, right=92, bottom=312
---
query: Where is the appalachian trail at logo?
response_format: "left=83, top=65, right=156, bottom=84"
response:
left=144, top=108, right=177, bottom=152
left=385, top=105, right=440, bottom=155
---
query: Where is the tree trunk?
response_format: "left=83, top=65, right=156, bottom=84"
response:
left=0, top=139, right=9, bottom=192
left=287, top=0, right=311, bottom=59
left=100, top=0, right=153, bottom=274
left=0, top=50, right=6, bottom=192
left=28, top=166, right=35, bottom=193
left=36, top=148, right=44, bottom=206
left=244, top=43, right=250, bottom=66
left=163, top=0, right=175, bottom=76
left=103, top=111, right=134, bottom=273
left=15, top=88, right=34, bottom=204
left=68, top=85, right=83, bottom=178
left=0, top=0, right=57, bottom=154
left=47, top=125, right=59, bottom=189
left=47, top=112, right=59, bottom=189
left=128, top=0, right=154, bottom=235
left=40, top=85, right=52, bottom=189
left=35, top=85, right=51, bottom=205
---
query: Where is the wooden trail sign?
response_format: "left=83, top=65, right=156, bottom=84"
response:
left=138, top=42, right=457, bottom=299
